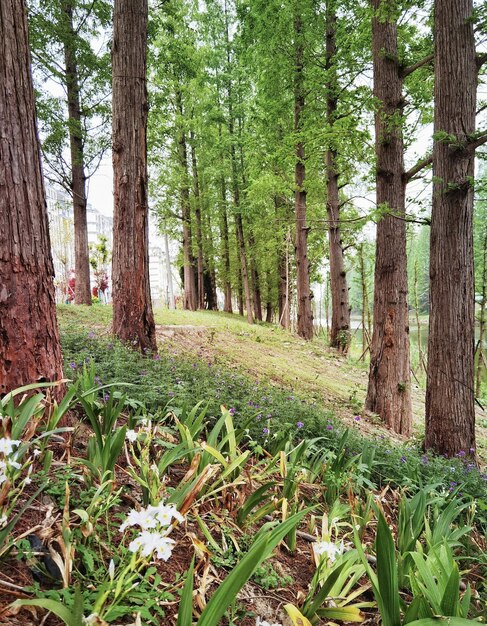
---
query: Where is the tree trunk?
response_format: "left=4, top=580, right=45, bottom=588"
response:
left=219, top=175, right=233, bottom=313
left=476, top=225, right=487, bottom=397
left=164, top=232, right=175, bottom=309
left=249, top=234, right=263, bottom=321
left=203, top=198, right=219, bottom=311
left=265, top=268, right=273, bottom=323
left=426, top=0, right=477, bottom=456
left=325, top=3, right=350, bottom=353
left=190, top=131, right=205, bottom=310
left=175, top=90, right=197, bottom=311
left=112, top=0, right=156, bottom=353
left=276, top=197, right=291, bottom=330
left=294, top=11, right=313, bottom=340
left=0, top=0, right=63, bottom=394
left=62, top=1, right=91, bottom=306
left=366, top=0, right=411, bottom=435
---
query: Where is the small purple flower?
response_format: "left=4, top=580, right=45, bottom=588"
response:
left=297, top=421, right=304, bottom=429
left=354, top=416, right=361, bottom=422
left=469, top=447, right=475, bottom=453
left=107, top=343, right=114, bottom=350
left=104, top=393, right=110, bottom=402
left=266, top=413, right=272, bottom=418
left=229, top=408, right=236, bottom=415
left=456, top=450, right=466, bottom=458
left=94, top=375, right=102, bottom=384
left=153, top=354, right=161, bottom=361
left=262, top=428, right=269, bottom=436
left=422, top=455, right=429, bottom=465
left=326, top=424, right=333, bottom=431
left=168, top=391, right=174, bottom=397
left=69, top=362, right=77, bottom=370
left=256, top=413, right=262, bottom=420
left=88, top=331, right=95, bottom=338
left=400, top=456, right=407, bottom=463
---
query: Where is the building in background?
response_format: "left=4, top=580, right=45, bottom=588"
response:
left=45, top=181, right=173, bottom=304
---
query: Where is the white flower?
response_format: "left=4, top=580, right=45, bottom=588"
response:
left=0, top=515, right=8, bottom=527
left=154, top=503, right=184, bottom=526
left=83, top=614, right=100, bottom=624
left=119, top=508, right=156, bottom=532
left=129, top=530, right=175, bottom=560
left=24, top=476, right=32, bottom=485
left=9, top=460, right=21, bottom=470
left=0, top=438, right=21, bottom=456
left=126, top=429, right=138, bottom=443
left=108, top=559, right=115, bottom=581
left=33, top=449, right=41, bottom=457
left=313, top=539, right=345, bottom=563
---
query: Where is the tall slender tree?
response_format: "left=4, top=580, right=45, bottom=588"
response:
left=112, top=0, right=157, bottom=353
left=425, top=0, right=477, bottom=455
left=0, top=0, right=63, bottom=393
left=294, top=7, right=314, bottom=340
left=366, top=0, right=412, bottom=435
left=29, top=0, right=111, bottom=305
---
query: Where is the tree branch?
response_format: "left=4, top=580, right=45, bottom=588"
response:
left=400, top=53, right=434, bottom=78
left=476, top=52, right=487, bottom=71
left=404, top=154, right=433, bottom=182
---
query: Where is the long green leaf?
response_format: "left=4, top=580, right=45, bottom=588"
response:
left=375, top=510, right=401, bottom=626
left=178, top=556, right=195, bottom=626
left=11, top=599, right=75, bottom=625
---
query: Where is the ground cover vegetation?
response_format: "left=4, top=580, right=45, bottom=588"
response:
left=0, top=310, right=486, bottom=623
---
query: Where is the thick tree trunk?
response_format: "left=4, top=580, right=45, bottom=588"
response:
left=366, top=0, right=411, bottom=435
left=175, top=90, right=196, bottom=311
left=325, top=4, right=350, bottom=353
left=426, top=0, right=476, bottom=456
left=62, top=1, right=91, bottom=305
left=112, top=0, right=156, bottom=353
left=219, top=176, right=233, bottom=313
left=190, top=132, right=205, bottom=310
left=294, top=12, right=313, bottom=340
left=265, top=268, right=273, bottom=323
left=203, top=200, right=219, bottom=311
left=276, top=197, right=291, bottom=330
left=0, top=0, right=63, bottom=393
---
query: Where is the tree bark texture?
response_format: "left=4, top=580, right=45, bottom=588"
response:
left=366, top=0, right=412, bottom=435
left=112, top=0, right=157, bottom=353
left=325, top=3, right=350, bottom=354
left=294, top=12, right=314, bottom=340
left=219, top=175, right=233, bottom=313
left=0, top=0, right=64, bottom=393
left=62, top=0, right=91, bottom=305
left=426, top=0, right=477, bottom=456
left=190, top=132, right=205, bottom=310
left=175, top=90, right=196, bottom=311
left=249, top=234, right=263, bottom=321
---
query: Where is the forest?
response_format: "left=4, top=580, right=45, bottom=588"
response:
left=0, top=0, right=487, bottom=624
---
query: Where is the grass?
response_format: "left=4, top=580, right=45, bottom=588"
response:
left=0, top=304, right=485, bottom=625
left=57, top=304, right=487, bottom=462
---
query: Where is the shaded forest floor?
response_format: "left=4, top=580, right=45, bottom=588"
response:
left=57, top=305, right=487, bottom=464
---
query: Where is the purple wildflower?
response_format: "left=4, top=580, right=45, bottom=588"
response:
left=229, top=408, right=236, bottom=415
left=262, top=428, right=269, bottom=435
left=69, top=362, right=77, bottom=370
left=297, top=421, right=304, bottom=429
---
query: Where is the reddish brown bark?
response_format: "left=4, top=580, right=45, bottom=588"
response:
left=190, top=132, right=205, bottom=310
left=325, top=3, right=350, bottom=353
left=294, top=12, right=313, bottom=340
left=112, top=0, right=157, bottom=353
left=219, top=175, right=233, bottom=313
left=175, top=90, right=196, bottom=311
left=0, top=0, right=63, bottom=394
left=366, top=0, right=412, bottom=435
left=62, top=1, right=91, bottom=305
left=425, top=0, right=477, bottom=456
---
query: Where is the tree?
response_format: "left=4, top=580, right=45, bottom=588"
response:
left=29, top=0, right=111, bottom=305
left=425, top=0, right=477, bottom=456
left=0, top=0, right=63, bottom=393
left=365, top=0, right=412, bottom=434
left=294, top=5, right=314, bottom=340
left=112, top=0, right=157, bottom=353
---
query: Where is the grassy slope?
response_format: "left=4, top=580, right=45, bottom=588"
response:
left=57, top=304, right=487, bottom=462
